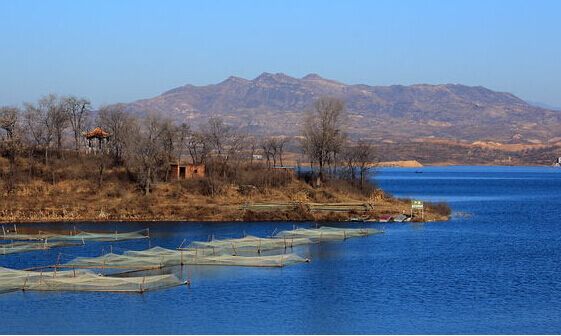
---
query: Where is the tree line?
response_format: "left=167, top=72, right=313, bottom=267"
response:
left=1, top=95, right=376, bottom=195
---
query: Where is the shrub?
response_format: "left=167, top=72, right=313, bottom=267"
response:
left=426, top=202, right=452, bottom=217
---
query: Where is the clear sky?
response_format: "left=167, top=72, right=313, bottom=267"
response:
left=1, top=0, right=560, bottom=108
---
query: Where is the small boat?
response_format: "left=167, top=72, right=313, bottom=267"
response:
left=349, top=217, right=364, bottom=222
left=393, top=214, right=408, bottom=222
left=379, top=215, right=393, bottom=223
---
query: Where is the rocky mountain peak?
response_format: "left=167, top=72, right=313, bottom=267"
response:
left=124, top=73, right=561, bottom=142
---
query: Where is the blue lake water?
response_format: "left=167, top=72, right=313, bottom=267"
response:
left=1, top=166, right=561, bottom=334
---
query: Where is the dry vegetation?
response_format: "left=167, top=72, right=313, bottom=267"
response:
left=0, top=95, right=451, bottom=223
left=0, top=156, right=449, bottom=223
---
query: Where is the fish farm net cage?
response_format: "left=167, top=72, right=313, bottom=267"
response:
left=0, top=267, right=182, bottom=294
left=274, top=226, right=383, bottom=241
left=47, top=229, right=150, bottom=242
left=0, top=226, right=381, bottom=295
left=183, top=235, right=314, bottom=255
left=1, top=228, right=149, bottom=243
left=64, top=247, right=309, bottom=269
left=1, top=241, right=82, bottom=255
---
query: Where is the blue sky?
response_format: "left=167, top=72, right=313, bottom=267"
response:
left=1, top=0, right=560, bottom=107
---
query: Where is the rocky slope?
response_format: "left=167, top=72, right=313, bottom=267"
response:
left=124, top=73, right=561, bottom=143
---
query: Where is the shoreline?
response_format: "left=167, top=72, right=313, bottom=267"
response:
left=0, top=198, right=450, bottom=225
left=1, top=217, right=449, bottom=225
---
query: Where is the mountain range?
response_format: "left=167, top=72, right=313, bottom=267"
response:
left=124, top=73, right=561, bottom=144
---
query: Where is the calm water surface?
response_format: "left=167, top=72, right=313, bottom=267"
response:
left=1, top=166, right=561, bottom=334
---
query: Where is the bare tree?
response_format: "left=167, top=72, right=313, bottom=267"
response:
left=24, top=96, right=56, bottom=164
left=158, top=117, right=181, bottom=181
left=63, top=96, right=91, bottom=152
left=125, top=115, right=167, bottom=195
left=200, top=117, right=245, bottom=177
left=300, top=97, right=346, bottom=182
left=341, top=144, right=358, bottom=182
left=39, top=95, right=70, bottom=156
left=261, top=139, right=273, bottom=168
left=175, top=123, right=190, bottom=163
left=186, top=132, right=211, bottom=165
left=97, top=104, right=134, bottom=165
left=277, top=136, right=290, bottom=167
left=261, top=137, right=288, bottom=168
left=0, top=107, right=22, bottom=192
left=342, top=140, right=377, bottom=189
left=0, top=107, right=18, bottom=140
left=248, top=137, right=258, bottom=164
left=202, top=117, right=231, bottom=155
left=354, top=140, right=377, bottom=189
left=261, top=138, right=276, bottom=168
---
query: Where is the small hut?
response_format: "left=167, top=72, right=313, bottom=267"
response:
left=169, top=163, right=205, bottom=179
left=84, top=127, right=110, bottom=154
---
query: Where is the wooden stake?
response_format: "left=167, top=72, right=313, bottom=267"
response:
left=54, top=253, right=61, bottom=277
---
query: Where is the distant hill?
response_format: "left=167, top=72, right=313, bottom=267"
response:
left=124, top=73, right=561, bottom=143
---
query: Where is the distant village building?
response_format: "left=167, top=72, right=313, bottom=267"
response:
left=169, top=163, right=205, bottom=179
left=252, top=154, right=263, bottom=161
left=83, top=127, right=110, bottom=154
left=554, top=157, right=561, bottom=167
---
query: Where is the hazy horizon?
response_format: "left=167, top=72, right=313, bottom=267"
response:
left=1, top=0, right=560, bottom=108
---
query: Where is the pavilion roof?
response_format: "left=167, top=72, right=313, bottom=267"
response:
left=84, top=127, right=110, bottom=139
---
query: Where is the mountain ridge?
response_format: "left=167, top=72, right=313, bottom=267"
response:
left=124, top=72, right=561, bottom=143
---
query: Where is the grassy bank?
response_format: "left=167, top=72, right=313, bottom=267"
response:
left=0, top=157, right=449, bottom=224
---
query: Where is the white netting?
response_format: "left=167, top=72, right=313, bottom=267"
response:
left=0, top=267, right=89, bottom=293
left=180, top=253, right=308, bottom=267
left=274, top=226, right=383, bottom=241
left=65, top=247, right=308, bottom=269
left=47, top=229, right=149, bottom=242
left=25, top=273, right=181, bottom=293
left=1, top=233, right=50, bottom=241
left=1, top=229, right=149, bottom=242
left=0, top=241, right=82, bottom=255
left=0, top=267, right=182, bottom=294
left=184, top=235, right=314, bottom=255
left=0, top=226, right=384, bottom=295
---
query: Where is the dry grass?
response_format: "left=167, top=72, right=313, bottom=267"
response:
left=0, top=154, right=449, bottom=223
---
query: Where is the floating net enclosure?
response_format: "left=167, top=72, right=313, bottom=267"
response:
left=25, top=273, right=182, bottom=293
left=180, top=253, right=308, bottom=267
left=1, top=233, right=50, bottom=241
left=0, top=267, right=89, bottom=293
left=0, top=226, right=386, bottom=295
left=126, top=246, right=310, bottom=267
left=183, top=235, right=314, bottom=255
left=47, top=229, right=150, bottom=242
left=65, top=247, right=308, bottom=269
left=0, top=267, right=182, bottom=294
left=274, top=226, right=383, bottom=241
left=2, top=227, right=149, bottom=243
left=65, top=251, right=179, bottom=270
left=0, top=241, right=82, bottom=255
